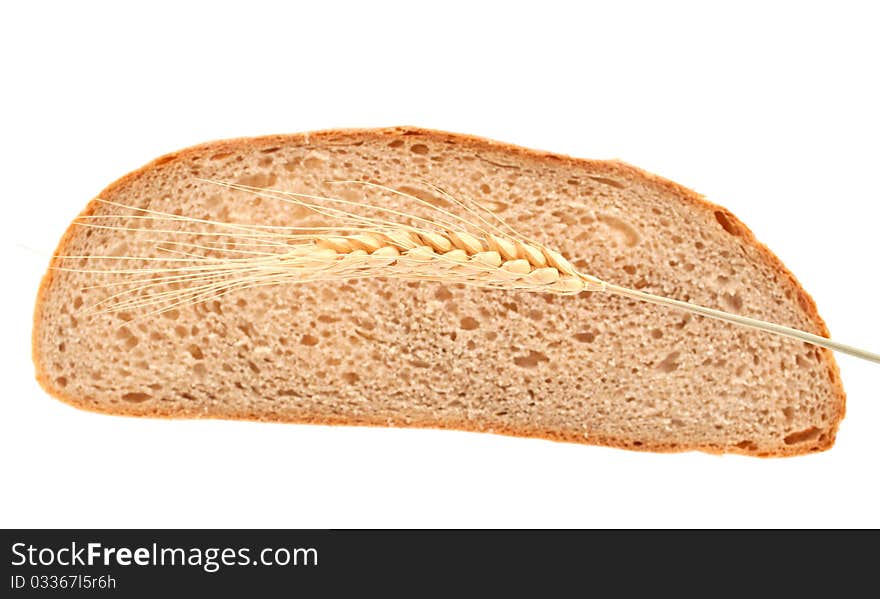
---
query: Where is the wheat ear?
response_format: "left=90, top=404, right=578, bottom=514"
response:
left=54, top=179, right=880, bottom=364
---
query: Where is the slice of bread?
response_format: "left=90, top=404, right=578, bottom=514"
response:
left=32, top=126, right=845, bottom=456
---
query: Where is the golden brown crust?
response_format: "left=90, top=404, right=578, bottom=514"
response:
left=32, top=126, right=845, bottom=456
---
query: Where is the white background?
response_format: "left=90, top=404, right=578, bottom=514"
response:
left=3, top=1, right=878, bottom=528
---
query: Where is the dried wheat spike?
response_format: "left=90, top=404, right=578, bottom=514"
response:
left=54, top=179, right=879, bottom=364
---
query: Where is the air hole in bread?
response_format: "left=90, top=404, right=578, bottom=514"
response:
left=353, top=317, right=376, bottom=331
left=782, top=406, right=795, bottom=423
left=721, top=292, right=743, bottom=312
left=300, top=334, right=319, bottom=346
left=397, top=185, right=448, bottom=207
left=552, top=210, right=578, bottom=226
left=485, top=200, right=509, bottom=212
left=597, top=214, right=640, bottom=247
left=656, top=351, right=681, bottom=373
left=121, top=392, right=151, bottom=403
left=188, top=345, right=204, bottom=360
left=410, top=144, right=429, bottom=155
left=573, top=332, right=596, bottom=343
left=387, top=139, right=405, bottom=148
left=236, top=173, right=277, bottom=188
left=459, top=317, right=479, bottom=330
left=513, top=350, right=549, bottom=369
left=588, top=175, right=625, bottom=189
left=784, top=427, right=821, bottom=445
left=55, top=376, right=68, bottom=388
left=622, top=265, right=637, bottom=275
left=650, top=329, right=663, bottom=339
left=433, top=286, right=453, bottom=301
left=714, top=210, right=740, bottom=236
left=117, top=327, right=139, bottom=349
left=736, top=440, right=758, bottom=451
left=342, top=372, right=359, bottom=384
left=302, top=157, right=325, bottom=169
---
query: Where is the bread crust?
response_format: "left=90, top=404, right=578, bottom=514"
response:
left=32, top=126, right=845, bottom=456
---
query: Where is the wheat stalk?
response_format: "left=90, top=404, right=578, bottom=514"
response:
left=53, top=179, right=880, bottom=364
